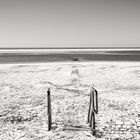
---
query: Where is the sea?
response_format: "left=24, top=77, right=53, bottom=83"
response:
left=0, top=48, right=140, bottom=63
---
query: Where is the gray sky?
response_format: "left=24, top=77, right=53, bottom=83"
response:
left=0, top=0, right=140, bottom=48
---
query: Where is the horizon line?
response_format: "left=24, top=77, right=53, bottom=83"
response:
left=0, top=47, right=140, bottom=50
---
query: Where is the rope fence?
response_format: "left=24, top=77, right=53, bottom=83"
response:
left=47, top=86, right=98, bottom=135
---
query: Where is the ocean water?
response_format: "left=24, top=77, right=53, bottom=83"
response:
left=0, top=48, right=140, bottom=63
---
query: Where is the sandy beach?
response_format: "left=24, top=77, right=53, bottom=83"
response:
left=0, top=61, right=140, bottom=139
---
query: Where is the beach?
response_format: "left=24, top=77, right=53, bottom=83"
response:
left=0, top=61, right=140, bottom=139
left=1, top=0, right=140, bottom=139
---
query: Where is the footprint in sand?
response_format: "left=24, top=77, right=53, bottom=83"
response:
left=71, top=66, right=80, bottom=88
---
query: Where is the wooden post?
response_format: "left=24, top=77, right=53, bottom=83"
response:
left=87, top=90, right=92, bottom=124
left=88, top=87, right=98, bottom=136
left=95, top=90, right=98, bottom=114
left=92, top=112, right=96, bottom=135
left=92, top=90, right=96, bottom=134
left=47, top=88, right=52, bottom=131
left=92, top=87, right=98, bottom=114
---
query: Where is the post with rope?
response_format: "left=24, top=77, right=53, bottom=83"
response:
left=47, top=88, right=52, bottom=131
left=87, top=87, right=98, bottom=135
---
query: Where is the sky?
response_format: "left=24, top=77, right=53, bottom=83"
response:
left=0, top=0, right=140, bottom=48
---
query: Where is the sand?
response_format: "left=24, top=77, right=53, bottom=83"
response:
left=0, top=61, right=140, bottom=140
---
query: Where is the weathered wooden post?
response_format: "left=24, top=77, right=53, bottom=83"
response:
left=87, top=87, right=98, bottom=136
left=47, top=88, right=52, bottom=131
left=91, top=89, right=96, bottom=135
left=95, top=88, right=98, bottom=114
left=87, top=90, right=92, bottom=124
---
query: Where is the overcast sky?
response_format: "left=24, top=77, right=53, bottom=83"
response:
left=0, top=0, right=140, bottom=48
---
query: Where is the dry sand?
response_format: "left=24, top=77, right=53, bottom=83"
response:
left=0, top=61, right=140, bottom=140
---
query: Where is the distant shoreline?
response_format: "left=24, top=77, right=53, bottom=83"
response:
left=0, top=49, right=139, bottom=64
left=0, top=48, right=140, bottom=54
